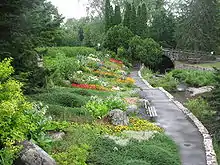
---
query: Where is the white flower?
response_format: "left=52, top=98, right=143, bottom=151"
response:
left=77, top=71, right=83, bottom=74
left=112, top=86, right=120, bottom=91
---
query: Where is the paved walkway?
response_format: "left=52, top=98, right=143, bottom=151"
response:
left=131, top=70, right=207, bottom=165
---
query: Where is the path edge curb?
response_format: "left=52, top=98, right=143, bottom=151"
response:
left=138, top=65, right=218, bottom=165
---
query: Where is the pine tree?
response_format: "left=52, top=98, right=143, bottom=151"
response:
left=114, top=5, right=122, bottom=25
left=130, top=2, right=137, bottom=34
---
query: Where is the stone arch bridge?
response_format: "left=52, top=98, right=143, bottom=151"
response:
left=162, top=48, right=215, bottom=64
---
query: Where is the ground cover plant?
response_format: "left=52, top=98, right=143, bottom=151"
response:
left=141, top=67, right=216, bottom=91
left=46, top=118, right=177, bottom=165
left=170, top=69, right=215, bottom=87
left=87, top=133, right=180, bottom=165
left=141, top=67, right=178, bottom=91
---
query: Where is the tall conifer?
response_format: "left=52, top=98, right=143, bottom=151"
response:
left=130, top=2, right=137, bottom=34
left=114, top=5, right=122, bottom=25
left=104, top=0, right=111, bottom=32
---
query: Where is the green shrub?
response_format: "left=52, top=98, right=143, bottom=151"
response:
left=49, top=123, right=110, bottom=165
left=171, top=69, right=215, bottom=87
left=185, top=97, right=215, bottom=122
left=104, top=25, right=134, bottom=53
left=44, top=53, right=80, bottom=86
left=0, top=59, right=50, bottom=164
left=37, top=47, right=96, bottom=58
left=85, top=96, right=109, bottom=118
left=30, top=91, right=88, bottom=108
left=84, top=95, right=127, bottom=118
left=87, top=133, right=180, bottom=165
left=45, top=104, right=89, bottom=121
left=129, top=37, right=162, bottom=71
left=142, top=68, right=178, bottom=91
left=52, top=144, right=90, bottom=165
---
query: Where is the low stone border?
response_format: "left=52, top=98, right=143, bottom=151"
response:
left=138, top=64, right=153, bottom=89
left=138, top=65, right=218, bottom=165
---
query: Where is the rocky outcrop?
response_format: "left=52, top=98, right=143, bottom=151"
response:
left=15, top=141, right=56, bottom=165
left=108, top=109, right=129, bottom=126
left=187, top=86, right=214, bottom=97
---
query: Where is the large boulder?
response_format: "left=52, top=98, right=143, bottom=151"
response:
left=15, top=141, right=56, bottom=165
left=108, top=109, right=129, bottom=126
left=126, top=104, right=138, bottom=115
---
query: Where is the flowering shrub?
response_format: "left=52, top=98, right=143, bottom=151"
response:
left=110, top=58, right=123, bottom=64
left=71, top=83, right=109, bottom=91
left=117, top=77, right=135, bottom=86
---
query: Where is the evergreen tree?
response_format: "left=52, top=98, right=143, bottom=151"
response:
left=140, top=3, right=148, bottom=38
left=123, top=3, right=132, bottom=29
left=114, top=5, right=122, bottom=25
left=110, top=5, right=114, bottom=27
left=84, top=27, right=93, bottom=47
left=104, top=0, right=111, bottom=31
left=0, top=0, right=63, bottom=93
left=150, top=2, right=176, bottom=48
left=136, top=5, right=142, bottom=36
left=130, top=2, right=137, bottom=34
left=176, top=0, right=219, bottom=51
left=78, top=27, right=84, bottom=43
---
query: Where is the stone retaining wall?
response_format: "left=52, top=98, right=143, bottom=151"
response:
left=175, top=63, right=214, bottom=71
left=138, top=65, right=218, bottom=165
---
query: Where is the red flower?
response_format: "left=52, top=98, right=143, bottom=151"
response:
left=71, top=83, right=107, bottom=91
left=110, top=58, right=123, bottom=64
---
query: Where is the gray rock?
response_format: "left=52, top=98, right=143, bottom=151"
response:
left=177, top=83, right=187, bottom=92
left=49, top=132, right=65, bottom=141
left=62, top=80, right=71, bottom=86
left=15, top=141, right=56, bottom=165
left=108, top=109, right=129, bottom=126
left=186, top=86, right=214, bottom=97
left=126, top=105, right=138, bottom=115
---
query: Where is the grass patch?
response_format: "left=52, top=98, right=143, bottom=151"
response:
left=87, top=133, right=181, bottom=165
